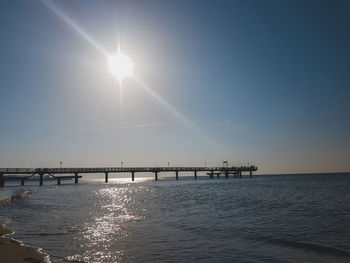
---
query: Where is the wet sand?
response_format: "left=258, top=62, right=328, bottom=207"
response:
left=0, top=224, right=50, bottom=263
left=0, top=190, right=50, bottom=263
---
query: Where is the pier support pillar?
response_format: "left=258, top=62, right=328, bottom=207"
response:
left=250, top=171, right=252, bottom=178
left=225, top=170, right=228, bottom=179
left=176, top=171, right=179, bottom=180
left=0, top=174, right=4, bottom=187
left=155, top=172, right=158, bottom=181
left=21, top=178, right=25, bottom=186
left=210, top=171, right=214, bottom=179
left=39, top=173, right=43, bottom=186
left=74, top=173, right=79, bottom=184
left=105, top=172, right=108, bottom=183
left=239, top=171, right=242, bottom=178
left=57, top=178, right=61, bottom=185
left=131, top=172, right=135, bottom=181
left=194, top=171, right=197, bottom=180
left=217, top=173, right=220, bottom=179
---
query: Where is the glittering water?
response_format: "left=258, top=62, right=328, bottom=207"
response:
left=1, top=173, right=350, bottom=262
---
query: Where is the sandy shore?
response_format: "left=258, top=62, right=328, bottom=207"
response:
left=0, top=190, right=50, bottom=263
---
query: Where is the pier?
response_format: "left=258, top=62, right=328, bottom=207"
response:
left=0, top=166, right=257, bottom=187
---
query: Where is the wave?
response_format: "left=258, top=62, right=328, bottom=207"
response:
left=0, top=189, right=30, bottom=207
left=0, top=191, right=51, bottom=262
left=0, top=223, right=13, bottom=236
left=268, top=238, right=350, bottom=257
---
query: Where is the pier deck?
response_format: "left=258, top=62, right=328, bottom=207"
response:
left=0, top=166, right=257, bottom=186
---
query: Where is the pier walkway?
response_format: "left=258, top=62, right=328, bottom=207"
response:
left=0, top=166, right=257, bottom=186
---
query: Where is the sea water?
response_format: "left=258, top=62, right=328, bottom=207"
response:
left=1, top=173, right=350, bottom=262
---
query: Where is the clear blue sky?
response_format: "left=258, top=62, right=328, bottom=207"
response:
left=0, top=0, right=349, bottom=173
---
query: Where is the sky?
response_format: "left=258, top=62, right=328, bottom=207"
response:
left=0, top=0, right=349, bottom=174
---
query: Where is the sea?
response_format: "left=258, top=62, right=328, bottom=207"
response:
left=1, top=173, right=350, bottom=263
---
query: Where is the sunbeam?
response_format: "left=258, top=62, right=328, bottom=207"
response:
left=131, top=76, right=222, bottom=148
left=40, top=0, right=219, bottom=147
left=41, top=0, right=108, bottom=57
left=131, top=76, right=202, bottom=134
left=119, top=80, right=123, bottom=123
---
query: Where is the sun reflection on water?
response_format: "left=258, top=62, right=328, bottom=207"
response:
left=69, top=186, right=144, bottom=262
left=82, top=177, right=154, bottom=184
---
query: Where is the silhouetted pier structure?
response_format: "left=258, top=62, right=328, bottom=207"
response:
left=0, top=166, right=257, bottom=187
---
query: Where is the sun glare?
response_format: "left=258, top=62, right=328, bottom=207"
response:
left=108, top=52, right=134, bottom=80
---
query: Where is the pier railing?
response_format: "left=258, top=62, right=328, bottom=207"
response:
left=0, top=166, right=257, bottom=174
left=0, top=165, right=258, bottom=186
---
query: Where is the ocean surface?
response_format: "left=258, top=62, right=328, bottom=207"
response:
left=1, top=173, right=350, bottom=263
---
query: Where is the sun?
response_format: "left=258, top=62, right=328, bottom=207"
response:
left=107, top=52, right=134, bottom=80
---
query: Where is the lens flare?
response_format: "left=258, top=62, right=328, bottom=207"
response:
left=40, top=0, right=219, bottom=148
left=40, top=0, right=108, bottom=57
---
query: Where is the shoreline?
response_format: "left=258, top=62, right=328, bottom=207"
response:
left=0, top=190, right=51, bottom=263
